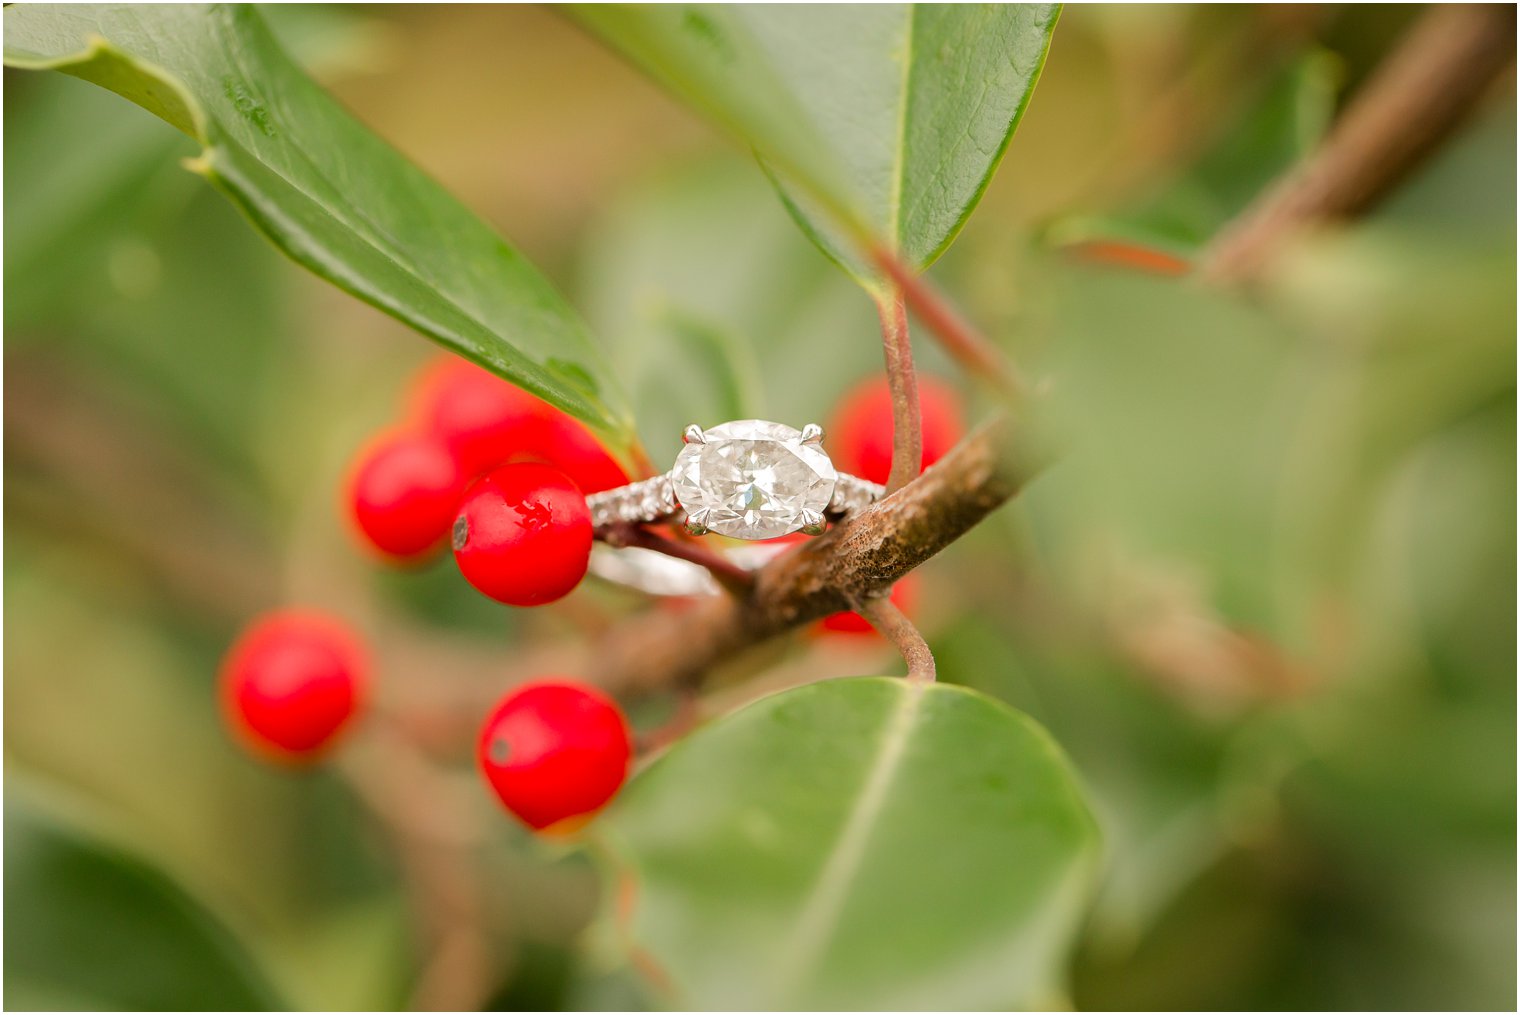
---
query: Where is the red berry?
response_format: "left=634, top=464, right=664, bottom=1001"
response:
left=347, top=429, right=468, bottom=560
left=409, top=356, right=629, bottom=494
left=477, top=679, right=632, bottom=830
left=408, top=357, right=548, bottom=477
left=828, top=375, right=965, bottom=485
left=452, top=463, right=592, bottom=606
left=534, top=412, right=631, bottom=495
left=220, top=610, right=366, bottom=762
left=818, top=573, right=922, bottom=636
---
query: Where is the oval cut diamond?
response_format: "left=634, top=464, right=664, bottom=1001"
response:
left=670, top=420, right=837, bottom=539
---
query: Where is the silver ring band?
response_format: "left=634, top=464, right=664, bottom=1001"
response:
left=587, top=540, right=799, bottom=597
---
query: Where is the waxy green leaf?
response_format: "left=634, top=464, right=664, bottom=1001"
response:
left=601, top=677, right=1099, bottom=1009
left=573, top=4, right=1060, bottom=286
left=3, top=4, right=633, bottom=442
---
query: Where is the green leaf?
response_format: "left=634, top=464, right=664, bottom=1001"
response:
left=600, top=677, right=1099, bottom=1009
left=4, top=790, right=285, bottom=1011
left=3, top=3, right=632, bottom=442
left=1046, top=50, right=1341, bottom=269
left=931, top=613, right=1233, bottom=949
left=572, top=5, right=1060, bottom=286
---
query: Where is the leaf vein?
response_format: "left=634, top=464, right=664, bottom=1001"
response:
left=768, top=679, right=926, bottom=1001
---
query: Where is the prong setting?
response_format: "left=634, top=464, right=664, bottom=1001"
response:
left=799, top=509, right=826, bottom=536
left=800, top=423, right=824, bottom=445
left=684, top=510, right=711, bottom=536
left=682, top=424, right=707, bottom=445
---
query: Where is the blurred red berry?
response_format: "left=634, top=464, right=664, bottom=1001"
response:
left=534, top=411, right=630, bottom=495
left=828, top=375, right=965, bottom=485
left=408, top=357, right=547, bottom=477
left=818, top=573, right=922, bottom=636
left=477, top=679, right=632, bottom=831
left=220, top=610, right=366, bottom=762
left=409, top=356, right=629, bottom=494
left=347, top=429, right=468, bottom=560
left=452, top=463, right=592, bottom=606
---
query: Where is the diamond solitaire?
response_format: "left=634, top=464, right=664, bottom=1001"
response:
left=671, top=420, right=837, bottom=540
left=582, top=419, right=884, bottom=541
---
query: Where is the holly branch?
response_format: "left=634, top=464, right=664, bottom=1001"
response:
left=595, top=414, right=1040, bottom=695
left=1204, top=3, right=1515, bottom=281
left=585, top=1, right=1514, bottom=698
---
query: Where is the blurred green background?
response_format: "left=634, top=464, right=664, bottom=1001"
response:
left=4, top=4, right=1514, bottom=1010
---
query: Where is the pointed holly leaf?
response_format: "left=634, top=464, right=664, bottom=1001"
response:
left=599, top=677, right=1100, bottom=1009
left=573, top=5, right=1060, bottom=287
left=3, top=3, right=633, bottom=444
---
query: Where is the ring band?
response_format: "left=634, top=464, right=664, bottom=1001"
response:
left=587, top=540, right=797, bottom=597
left=587, top=419, right=885, bottom=539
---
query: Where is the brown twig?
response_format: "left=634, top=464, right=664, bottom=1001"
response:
left=873, top=288, right=924, bottom=494
left=856, top=593, right=936, bottom=682
left=334, top=722, right=494, bottom=1012
left=603, top=523, right=756, bottom=593
left=872, top=247, right=1024, bottom=396
left=592, top=414, right=1047, bottom=696
left=1203, top=3, right=1516, bottom=283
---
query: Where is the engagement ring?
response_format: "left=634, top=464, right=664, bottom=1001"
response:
left=587, top=420, right=885, bottom=540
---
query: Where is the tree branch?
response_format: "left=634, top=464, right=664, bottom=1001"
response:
left=589, top=4, right=1516, bottom=708
left=593, top=414, right=1045, bottom=696
left=874, top=288, right=924, bottom=494
left=1203, top=3, right=1516, bottom=283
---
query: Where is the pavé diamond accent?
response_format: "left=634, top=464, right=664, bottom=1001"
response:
left=586, top=474, right=677, bottom=529
left=670, top=420, right=837, bottom=539
left=827, top=473, right=885, bottom=516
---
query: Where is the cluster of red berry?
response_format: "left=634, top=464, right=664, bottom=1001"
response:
left=348, top=357, right=631, bottom=605
left=219, top=362, right=962, bottom=832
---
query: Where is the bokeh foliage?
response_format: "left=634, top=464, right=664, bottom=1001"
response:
left=5, top=4, right=1515, bottom=1011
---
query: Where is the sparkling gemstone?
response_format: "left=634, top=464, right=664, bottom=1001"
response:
left=670, top=420, right=837, bottom=539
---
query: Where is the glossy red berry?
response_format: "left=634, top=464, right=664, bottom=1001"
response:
left=828, top=374, right=965, bottom=486
left=819, top=574, right=922, bottom=636
left=409, top=356, right=629, bottom=494
left=347, top=429, right=468, bottom=560
left=452, top=463, right=593, bottom=606
left=220, top=610, right=366, bottom=762
left=477, top=679, right=632, bottom=831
